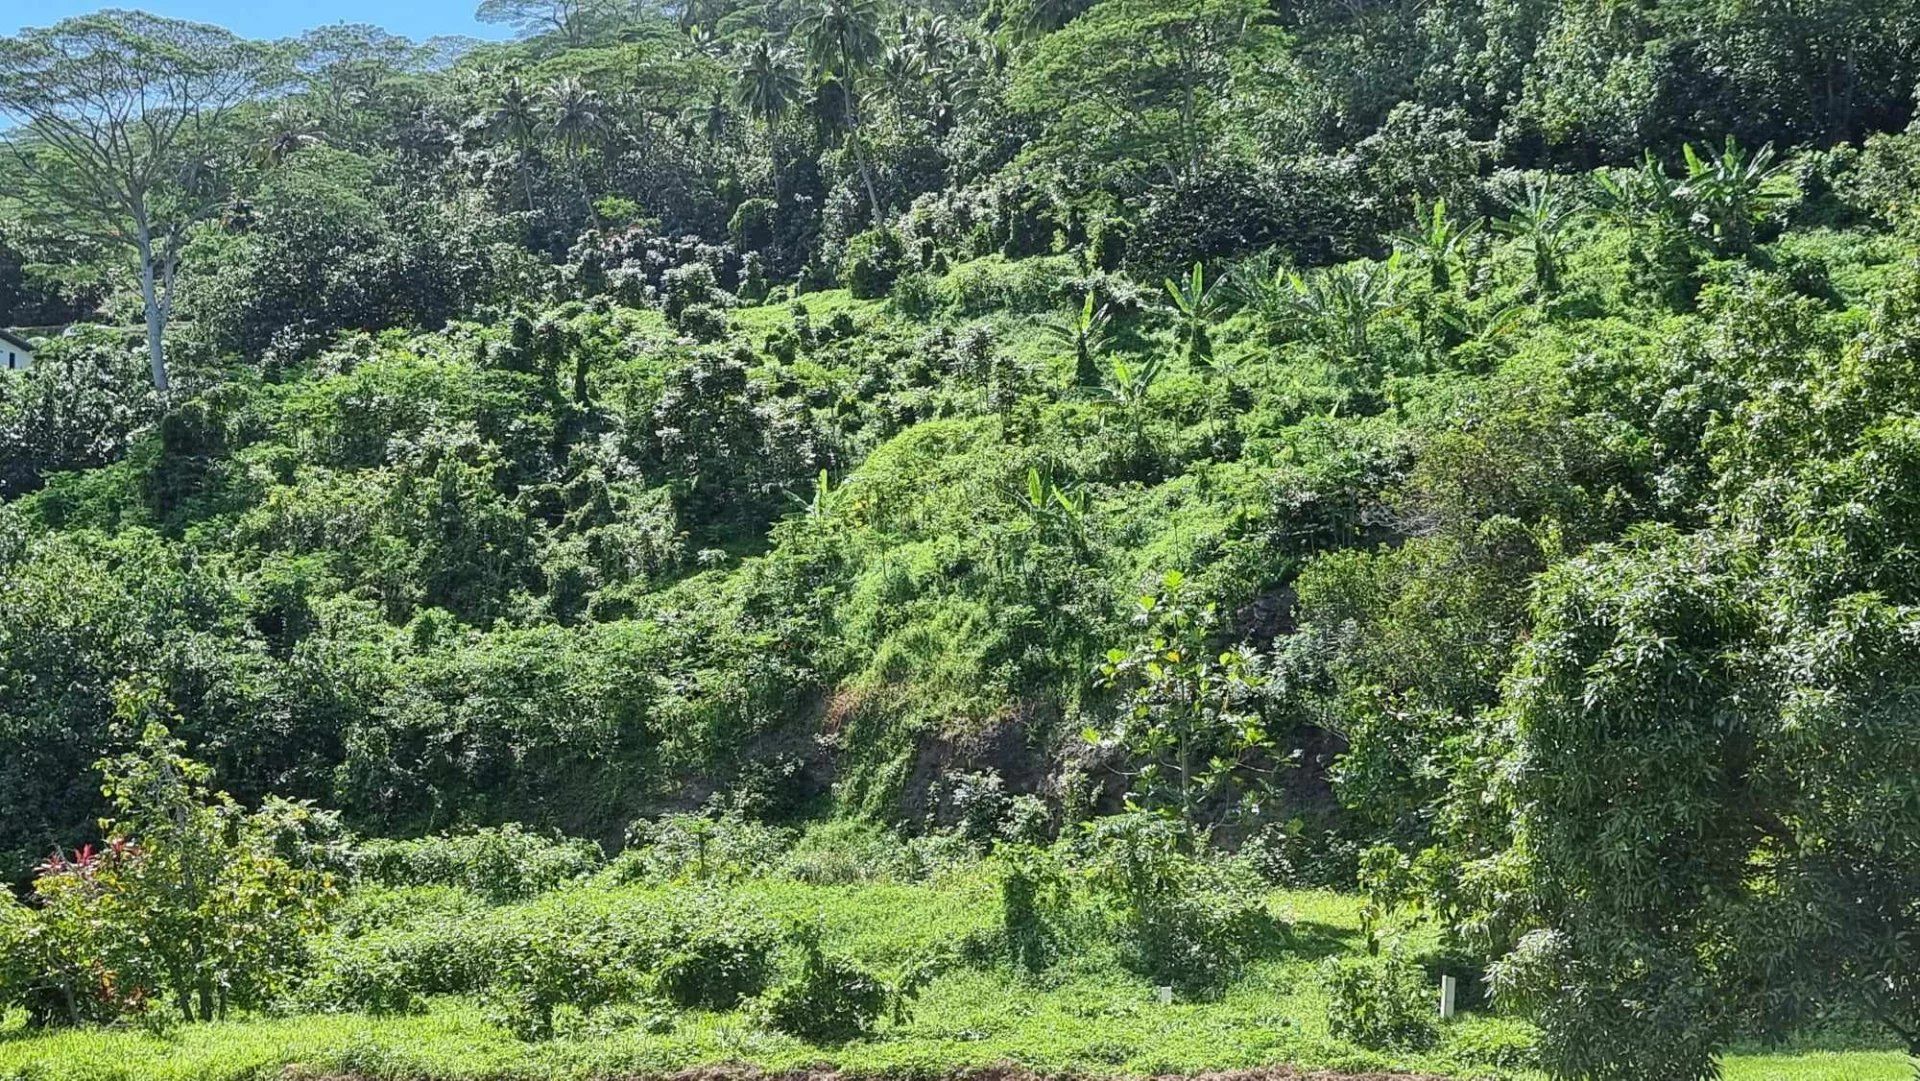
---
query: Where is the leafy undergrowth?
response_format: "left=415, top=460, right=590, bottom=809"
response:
left=0, top=878, right=1903, bottom=1081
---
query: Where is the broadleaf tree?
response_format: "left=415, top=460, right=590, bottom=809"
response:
left=0, top=12, right=282, bottom=392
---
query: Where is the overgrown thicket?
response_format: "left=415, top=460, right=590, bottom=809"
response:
left=5, top=0, right=1920, bottom=1076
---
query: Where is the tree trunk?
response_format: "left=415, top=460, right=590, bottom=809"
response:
left=134, top=212, right=169, bottom=393
left=844, top=88, right=883, bottom=224
left=850, top=131, right=882, bottom=225
left=573, top=154, right=600, bottom=229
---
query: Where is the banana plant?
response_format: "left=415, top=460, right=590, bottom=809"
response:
left=1006, top=465, right=1090, bottom=553
left=1588, top=150, right=1688, bottom=243
left=1228, top=249, right=1292, bottom=321
left=1044, top=290, right=1114, bottom=389
left=1676, top=136, right=1785, bottom=254
left=1287, top=256, right=1406, bottom=360
left=1164, top=262, right=1230, bottom=371
left=1439, top=301, right=1527, bottom=346
left=1494, top=181, right=1584, bottom=297
left=1095, top=351, right=1163, bottom=413
left=1390, top=197, right=1481, bottom=293
left=786, top=469, right=840, bottom=521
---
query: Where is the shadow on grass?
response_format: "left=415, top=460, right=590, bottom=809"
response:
left=1276, top=918, right=1360, bottom=962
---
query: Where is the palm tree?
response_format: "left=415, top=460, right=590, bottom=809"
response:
left=545, top=76, right=609, bottom=227
left=796, top=0, right=886, bottom=222
left=485, top=74, right=542, bottom=213
left=798, top=0, right=885, bottom=78
left=680, top=90, right=730, bottom=151
left=904, top=12, right=957, bottom=69
left=254, top=106, right=325, bottom=168
left=733, top=38, right=805, bottom=125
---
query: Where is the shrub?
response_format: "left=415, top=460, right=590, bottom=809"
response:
left=998, top=844, right=1071, bottom=974
left=1002, top=794, right=1053, bottom=846
left=945, top=769, right=1011, bottom=843
left=842, top=227, right=910, bottom=299
left=675, top=302, right=729, bottom=342
left=300, top=913, right=508, bottom=1010
left=0, top=718, right=337, bottom=1027
left=942, top=254, right=1075, bottom=315
left=729, top=198, right=777, bottom=252
left=484, top=921, right=639, bottom=1040
left=612, top=810, right=793, bottom=884
left=1081, top=812, right=1273, bottom=999
left=1322, top=950, right=1441, bottom=1052
left=1239, top=817, right=1362, bottom=889
left=304, top=934, right=426, bottom=1016
left=351, top=825, right=603, bottom=902
left=651, top=893, right=780, bottom=1009
left=662, top=262, right=724, bottom=319
left=778, top=821, right=981, bottom=884
left=889, top=269, right=941, bottom=317
left=779, top=820, right=902, bottom=884
left=762, top=925, right=888, bottom=1044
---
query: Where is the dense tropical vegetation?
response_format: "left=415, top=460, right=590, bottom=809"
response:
left=4, top=1, right=1920, bottom=1078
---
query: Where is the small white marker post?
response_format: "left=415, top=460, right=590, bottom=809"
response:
left=1438, top=975, right=1457, bottom=1021
left=1156, top=986, right=1173, bottom=1006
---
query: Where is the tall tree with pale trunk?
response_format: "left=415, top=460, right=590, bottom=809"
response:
left=0, top=11, right=280, bottom=392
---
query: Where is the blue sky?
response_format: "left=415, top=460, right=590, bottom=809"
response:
left=3, top=2, right=513, bottom=43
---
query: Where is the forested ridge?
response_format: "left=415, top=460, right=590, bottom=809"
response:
left=4, top=1, right=1920, bottom=1078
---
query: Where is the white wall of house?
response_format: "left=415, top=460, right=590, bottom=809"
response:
left=1, top=337, right=33, bottom=373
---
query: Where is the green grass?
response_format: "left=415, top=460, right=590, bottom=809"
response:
left=1724, top=1050, right=1912, bottom=1081
left=0, top=880, right=1903, bottom=1081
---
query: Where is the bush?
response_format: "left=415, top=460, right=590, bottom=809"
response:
left=675, top=302, right=729, bottom=342
left=842, top=227, right=909, bottom=299
left=652, top=892, right=780, bottom=1009
left=762, top=925, right=888, bottom=1044
left=662, top=262, right=723, bottom=320
left=779, top=820, right=904, bottom=884
left=1322, top=950, right=1441, bottom=1052
left=301, top=913, right=508, bottom=1010
left=611, top=810, right=793, bottom=884
left=0, top=720, right=337, bottom=1027
left=1240, top=817, right=1362, bottom=889
left=1126, top=159, right=1379, bottom=283
left=304, top=934, right=427, bottom=1016
left=729, top=197, right=777, bottom=252
left=998, top=844, right=1072, bottom=974
left=352, top=825, right=603, bottom=903
left=945, top=769, right=1011, bottom=843
left=1081, top=812, right=1273, bottom=999
left=942, top=254, right=1076, bottom=315
left=889, top=269, right=941, bottom=317
left=484, top=921, right=639, bottom=1040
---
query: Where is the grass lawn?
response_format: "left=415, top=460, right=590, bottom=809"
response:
left=1723, top=1051, right=1911, bottom=1081
left=0, top=882, right=1904, bottom=1081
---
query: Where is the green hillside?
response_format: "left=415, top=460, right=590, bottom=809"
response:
left=3, top=1, right=1920, bottom=1077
